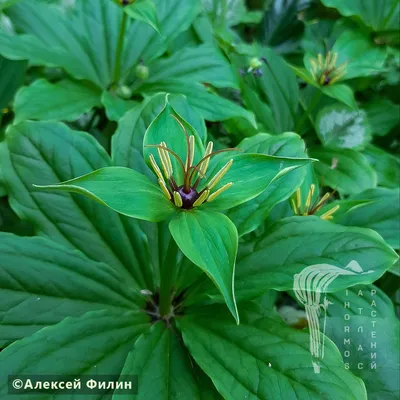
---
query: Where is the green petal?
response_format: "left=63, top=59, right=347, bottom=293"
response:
left=34, top=166, right=176, bottom=222
left=169, top=209, right=239, bottom=323
left=202, top=153, right=313, bottom=211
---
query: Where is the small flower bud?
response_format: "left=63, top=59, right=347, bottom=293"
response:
left=249, top=57, right=262, bottom=70
left=116, top=85, right=132, bottom=99
left=136, top=64, right=149, bottom=80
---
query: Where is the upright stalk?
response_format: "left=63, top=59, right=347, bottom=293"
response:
left=113, top=11, right=128, bottom=84
left=159, top=237, right=179, bottom=317
left=295, top=89, right=322, bottom=134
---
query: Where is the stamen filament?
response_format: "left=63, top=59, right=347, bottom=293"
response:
left=149, top=154, right=165, bottom=183
left=207, top=159, right=233, bottom=190
left=173, top=191, right=183, bottom=207
left=145, top=144, right=186, bottom=176
left=162, top=141, right=173, bottom=177
left=320, top=205, right=340, bottom=220
left=157, top=142, right=172, bottom=179
left=291, top=198, right=299, bottom=215
left=187, top=135, right=195, bottom=168
left=325, top=51, right=331, bottom=69
left=305, top=184, right=315, bottom=211
left=317, top=53, right=323, bottom=70
left=296, top=188, right=302, bottom=210
left=200, top=141, right=214, bottom=175
left=158, top=179, right=171, bottom=200
left=193, top=190, right=210, bottom=207
left=329, top=52, right=338, bottom=70
left=208, top=183, right=233, bottom=202
left=314, top=192, right=330, bottom=209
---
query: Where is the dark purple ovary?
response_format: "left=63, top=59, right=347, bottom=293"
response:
left=178, top=186, right=200, bottom=209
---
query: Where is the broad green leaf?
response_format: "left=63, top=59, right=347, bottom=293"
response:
left=1, top=0, right=122, bottom=87
left=169, top=209, right=239, bottom=323
left=290, top=64, right=357, bottom=109
left=196, top=215, right=400, bottom=303
left=240, top=82, right=276, bottom=132
left=310, top=148, right=377, bottom=195
left=330, top=30, right=387, bottom=80
left=0, top=233, right=142, bottom=347
left=101, top=90, right=138, bottom=122
left=178, top=305, right=367, bottom=400
left=1, top=121, right=153, bottom=289
left=115, top=323, right=212, bottom=399
left=316, top=104, right=371, bottom=150
left=0, top=309, right=149, bottom=396
left=227, top=133, right=308, bottom=236
left=13, top=79, right=102, bottom=123
left=363, top=98, right=400, bottom=136
left=321, top=84, right=357, bottom=109
left=321, top=0, right=400, bottom=31
left=260, top=0, right=306, bottom=54
left=363, top=145, right=400, bottom=188
left=112, top=93, right=206, bottom=180
left=202, top=152, right=313, bottom=211
left=35, top=167, right=176, bottom=222
left=253, top=48, right=299, bottom=132
left=143, top=98, right=205, bottom=184
left=0, top=0, right=20, bottom=9
left=131, top=44, right=238, bottom=90
left=0, top=0, right=200, bottom=88
left=123, top=0, right=202, bottom=68
left=124, top=0, right=160, bottom=33
left=0, top=55, right=26, bottom=110
left=289, top=64, right=318, bottom=86
left=138, top=80, right=256, bottom=126
left=323, top=285, right=400, bottom=400
left=334, top=188, right=400, bottom=249
left=202, top=0, right=262, bottom=27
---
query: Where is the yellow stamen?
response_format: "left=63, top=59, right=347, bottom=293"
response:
left=173, top=191, right=183, bottom=207
left=193, top=190, right=210, bottom=207
left=310, top=59, right=318, bottom=80
left=161, top=141, right=173, bottom=178
left=186, top=135, right=195, bottom=169
left=329, top=52, right=338, bottom=70
left=320, top=205, right=340, bottom=220
left=329, top=70, right=346, bottom=85
left=158, top=179, right=171, bottom=200
left=325, top=51, right=331, bottom=69
left=317, top=53, right=323, bottom=70
left=314, top=192, right=330, bottom=209
left=291, top=198, right=299, bottom=215
left=305, top=184, right=314, bottom=211
left=296, top=188, right=302, bottom=210
left=157, top=144, right=170, bottom=179
left=200, top=141, right=214, bottom=175
left=207, top=159, right=233, bottom=190
left=149, top=154, right=165, bottom=183
left=208, top=182, right=233, bottom=202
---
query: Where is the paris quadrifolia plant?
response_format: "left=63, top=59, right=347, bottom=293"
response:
left=35, top=95, right=313, bottom=323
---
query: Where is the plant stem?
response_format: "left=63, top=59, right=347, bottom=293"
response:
left=295, top=89, right=322, bottom=134
left=113, top=11, right=128, bottom=85
left=159, top=237, right=179, bottom=317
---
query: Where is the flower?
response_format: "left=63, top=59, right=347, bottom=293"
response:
left=291, top=184, right=340, bottom=220
left=146, top=115, right=237, bottom=210
left=308, top=51, right=348, bottom=86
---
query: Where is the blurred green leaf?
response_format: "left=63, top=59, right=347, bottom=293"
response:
left=310, top=148, right=377, bottom=195
left=316, top=104, right=371, bottom=150
left=14, top=79, right=102, bottom=123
